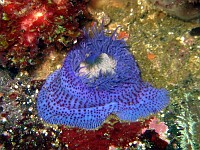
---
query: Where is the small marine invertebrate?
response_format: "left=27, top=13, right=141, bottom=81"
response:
left=37, top=23, right=170, bottom=129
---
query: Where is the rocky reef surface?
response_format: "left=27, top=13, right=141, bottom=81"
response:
left=0, top=0, right=199, bottom=149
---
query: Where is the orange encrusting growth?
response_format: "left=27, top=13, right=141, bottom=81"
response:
left=117, top=31, right=129, bottom=40
left=147, top=53, right=156, bottom=60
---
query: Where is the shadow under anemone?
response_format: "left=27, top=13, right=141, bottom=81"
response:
left=37, top=23, right=170, bottom=129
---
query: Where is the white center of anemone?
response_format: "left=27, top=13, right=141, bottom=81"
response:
left=79, top=53, right=117, bottom=78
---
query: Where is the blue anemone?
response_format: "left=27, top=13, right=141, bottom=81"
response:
left=37, top=23, right=169, bottom=129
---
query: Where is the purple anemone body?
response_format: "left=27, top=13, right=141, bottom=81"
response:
left=37, top=24, right=169, bottom=129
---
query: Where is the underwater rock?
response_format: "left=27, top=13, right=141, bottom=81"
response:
left=37, top=23, right=170, bottom=129
left=148, top=0, right=200, bottom=20
left=0, top=69, right=11, bottom=88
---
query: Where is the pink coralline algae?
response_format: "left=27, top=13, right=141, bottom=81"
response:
left=0, top=0, right=89, bottom=69
left=140, top=129, right=168, bottom=150
left=142, top=117, right=169, bottom=142
left=37, top=23, right=170, bottom=129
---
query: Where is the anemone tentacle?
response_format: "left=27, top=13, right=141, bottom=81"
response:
left=37, top=23, right=170, bottom=129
